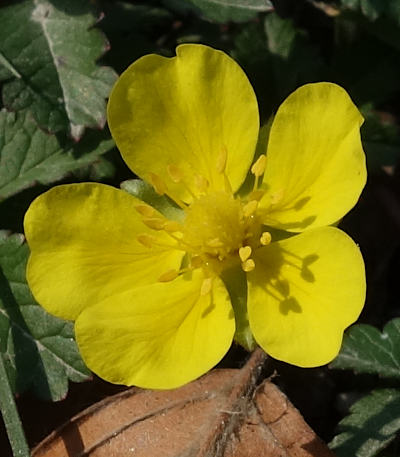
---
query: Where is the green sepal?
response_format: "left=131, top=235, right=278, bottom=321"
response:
left=221, top=265, right=256, bottom=352
left=120, top=179, right=183, bottom=221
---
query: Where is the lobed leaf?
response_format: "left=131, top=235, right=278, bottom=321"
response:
left=330, top=389, right=400, bottom=457
left=0, top=109, right=115, bottom=201
left=0, top=0, right=117, bottom=138
left=331, top=319, right=400, bottom=378
left=0, top=232, right=90, bottom=401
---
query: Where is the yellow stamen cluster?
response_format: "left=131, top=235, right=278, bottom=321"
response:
left=136, top=152, right=272, bottom=291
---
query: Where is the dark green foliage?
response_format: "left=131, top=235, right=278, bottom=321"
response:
left=0, top=0, right=117, bottom=138
left=330, top=389, right=400, bottom=457
left=185, top=0, right=273, bottom=22
left=233, top=12, right=323, bottom=118
left=339, top=0, right=400, bottom=23
left=330, top=320, right=400, bottom=456
left=0, top=110, right=115, bottom=201
left=331, top=319, right=400, bottom=378
left=0, top=232, right=90, bottom=401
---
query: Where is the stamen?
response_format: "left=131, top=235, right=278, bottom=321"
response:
left=251, top=154, right=266, bottom=192
left=224, top=174, right=233, bottom=194
left=158, top=269, right=179, bottom=282
left=195, top=174, right=209, bottom=193
left=239, top=246, right=252, bottom=262
left=137, top=233, right=182, bottom=251
left=148, top=172, right=168, bottom=196
left=148, top=171, right=187, bottom=210
left=242, top=259, right=255, bottom=272
left=163, top=220, right=182, bottom=232
left=166, top=233, right=191, bottom=252
left=248, top=189, right=265, bottom=201
left=251, top=154, right=266, bottom=177
left=166, top=165, right=198, bottom=201
left=260, top=231, right=272, bottom=246
left=137, top=233, right=157, bottom=248
left=270, top=189, right=284, bottom=205
left=142, top=217, right=166, bottom=230
left=243, top=200, right=258, bottom=218
left=201, top=277, right=213, bottom=296
left=167, top=164, right=183, bottom=183
left=135, top=205, right=155, bottom=217
left=216, top=146, right=228, bottom=174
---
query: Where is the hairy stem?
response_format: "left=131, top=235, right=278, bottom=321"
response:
left=0, top=354, right=30, bottom=457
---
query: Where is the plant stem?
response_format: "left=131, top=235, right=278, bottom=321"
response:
left=0, top=354, right=30, bottom=457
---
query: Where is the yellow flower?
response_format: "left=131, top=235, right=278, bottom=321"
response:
left=24, top=44, right=366, bottom=389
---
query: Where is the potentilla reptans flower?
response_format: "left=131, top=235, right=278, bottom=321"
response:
left=24, top=44, right=367, bottom=389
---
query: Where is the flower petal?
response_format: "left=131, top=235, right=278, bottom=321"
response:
left=260, top=83, right=366, bottom=231
left=247, top=227, right=365, bottom=367
left=24, top=183, right=184, bottom=321
left=75, top=270, right=235, bottom=389
left=108, top=44, right=259, bottom=201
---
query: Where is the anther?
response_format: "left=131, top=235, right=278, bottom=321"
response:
left=137, top=233, right=156, bottom=248
left=148, top=172, right=168, bottom=195
left=195, top=174, right=209, bottom=193
left=163, top=220, right=182, bottom=232
left=260, top=232, right=272, bottom=246
left=248, top=190, right=265, bottom=201
left=148, top=172, right=187, bottom=209
left=224, top=174, right=233, bottom=194
left=167, top=164, right=183, bottom=183
left=270, top=189, right=284, bottom=205
left=242, top=259, right=255, bottom=272
left=135, top=205, right=155, bottom=217
left=243, top=200, right=258, bottom=218
left=142, top=217, right=166, bottom=230
left=251, top=154, right=266, bottom=177
left=201, top=277, right=213, bottom=296
left=239, top=246, right=252, bottom=262
left=217, top=146, right=228, bottom=174
left=158, top=269, right=179, bottom=282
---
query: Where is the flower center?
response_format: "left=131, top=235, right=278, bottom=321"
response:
left=135, top=152, right=271, bottom=288
left=182, top=191, right=259, bottom=263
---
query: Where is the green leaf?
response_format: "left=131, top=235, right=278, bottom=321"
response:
left=186, top=0, right=273, bottom=23
left=330, top=319, right=400, bottom=378
left=0, top=0, right=117, bottom=138
left=0, top=232, right=90, bottom=401
left=162, top=0, right=200, bottom=15
left=233, top=14, right=323, bottom=118
left=331, top=16, right=400, bottom=106
left=360, top=106, right=400, bottom=173
left=339, top=0, right=400, bottom=24
left=221, top=266, right=256, bottom=351
left=330, top=389, right=400, bottom=457
left=0, top=109, right=115, bottom=201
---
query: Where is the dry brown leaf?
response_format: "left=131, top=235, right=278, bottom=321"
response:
left=32, top=350, right=336, bottom=457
